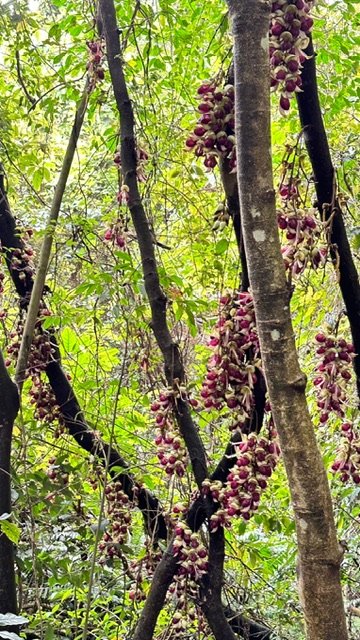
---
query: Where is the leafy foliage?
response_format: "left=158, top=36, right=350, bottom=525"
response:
left=0, top=0, right=359, bottom=639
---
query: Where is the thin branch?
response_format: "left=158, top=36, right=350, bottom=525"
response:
left=15, top=85, right=89, bottom=392
left=15, top=50, right=36, bottom=105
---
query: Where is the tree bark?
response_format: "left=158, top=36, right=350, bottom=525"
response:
left=200, top=529, right=237, bottom=640
left=227, top=1, right=348, bottom=639
left=0, top=351, right=19, bottom=616
left=296, top=36, right=360, bottom=401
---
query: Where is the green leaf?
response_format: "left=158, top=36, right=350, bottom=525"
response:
left=0, top=521, right=21, bottom=544
left=214, top=238, right=229, bottom=255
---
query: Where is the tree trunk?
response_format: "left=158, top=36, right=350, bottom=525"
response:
left=0, top=351, right=19, bottom=616
left=227, top=1, right=348, bottom=639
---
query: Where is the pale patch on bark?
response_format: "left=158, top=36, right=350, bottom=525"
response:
left=252, top=229, right=266, bottom=242
left=299, top=518, right=308, bottom=532
left=251, top=207, right=261, bottom=219
left=260, top=36, right=268, bottom=51
left=271, top=329, right=280, bottom=341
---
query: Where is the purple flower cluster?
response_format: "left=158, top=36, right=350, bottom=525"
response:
left=270, top=0, right=315, bottom=113
left=331, top=423, right=360, bottom=485
left=201, top=292, right=260, bottom=430
left=277, top=180, right=328, bottom=275
left=203, top=433, right=280, bottom=530
left=98, top=483, right=134, bottom=561
left=185, top=82, right=235, bottom=171
left=313, top=330, right=359, bottom=485
left=30, top=375, right=64, bottom=436
left=151, top=390, right=189, bottom=477
left=87, top=39, right=105, bottom=86
left=8, top=228, right=35, bottom=283
left=6, top=310, right=54, bottom=377
left=172, top=522, right=208, bottom=580
left=313, top=331, right=355, bottom=424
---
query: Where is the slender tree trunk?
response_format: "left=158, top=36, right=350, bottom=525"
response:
left=15, top=87, right=89, bottom=393
left=296, top=36, right=360, bottom=401
left=0, top=351, right=19, bottom=616
left=227, top=1, right=348, bottom=639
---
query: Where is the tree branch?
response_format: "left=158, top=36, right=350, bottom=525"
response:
left=0, top=350, right=19, bottom=616
left=296, top=36, right=360, bottom=400
left=99, top=0, right=208, bottom=490
left=200, top=529, right=237, bottom=640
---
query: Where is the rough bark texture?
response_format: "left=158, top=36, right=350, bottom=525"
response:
left=227, top=1, right=348, bottom=639
left=200, top=529, right=237, bottom=640
left=296, top=36, right=360, bottom=401
left=0, top=351, right=19, bottom=616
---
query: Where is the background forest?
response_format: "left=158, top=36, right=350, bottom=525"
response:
left=0, top=0, right=359, bottom=639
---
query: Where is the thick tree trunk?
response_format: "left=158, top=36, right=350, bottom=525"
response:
left=0, top=352, right=19, bottom=616
left=227, top=1, right=348, bottom=639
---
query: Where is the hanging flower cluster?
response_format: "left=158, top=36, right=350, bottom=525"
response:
left=127, top=545, right=162, bottom=603
left=313, top=330, right=358, bottom=485
left=151, top=389, right=190, bottom=478
left=185, top=82, right=235, bottom=171
left=0, top=266, right=4, bottom=295
left=30, top=375, right=65, bottom=436
left=277, top=174, right=328, bottom=275
left=114, top=146, right=149, bottom=183
left=331, top=423, right=360, bottom=485
left=270, top=0, right=315, bottom=113
left=6, top=309, right=54, bottom=377
left=172, top=522, right=208, bottom=579
left=203, top=432, right=280, bottom=530
left=87, top=39, right=105, bottom=86
left=46, top=457, right=69, bottom=485
left=201, top=291, right=260, bottom=430
left=167, top=576, right=209, bottom=639
left=103, top=219, right=127, bottom=249
left=98, top=482, right=134, bottom=561
left=313, top=331, right=355, bottom=424
left=8, top=229, right=35, bottom=284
